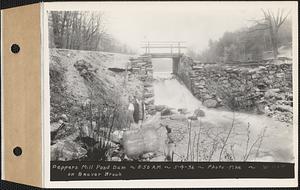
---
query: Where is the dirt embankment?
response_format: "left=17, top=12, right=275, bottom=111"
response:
left=50, top=48, right=144, bottom=161
left=50, top=48, right=139, bottom=103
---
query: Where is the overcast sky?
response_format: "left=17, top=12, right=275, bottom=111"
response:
left=45, top=1, right=296, bottom=53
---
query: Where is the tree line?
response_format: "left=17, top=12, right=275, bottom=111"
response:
left=48, top=11, right=136, bottom=54
left=189, top=9, right=292, bottom=63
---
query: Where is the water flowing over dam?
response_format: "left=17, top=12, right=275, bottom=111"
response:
left=152, top=58, right=201, bottom=112
left=152, top=58, right=294, bottom=162
left=154, top=78, right=202, bottom=112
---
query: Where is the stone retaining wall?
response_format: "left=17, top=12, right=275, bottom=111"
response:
left=128, top=56, right=155, bottom=115
left=177, top=56, right=293, bottom=123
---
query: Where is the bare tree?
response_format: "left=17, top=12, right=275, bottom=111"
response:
left=49, top=11, right=136, bottom=54
left=49, top=11, right=106, bottom=51
left=250, top=9, right=291, bottom=58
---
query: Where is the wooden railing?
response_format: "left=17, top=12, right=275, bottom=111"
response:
left=141, top=41, right=186, bottom=57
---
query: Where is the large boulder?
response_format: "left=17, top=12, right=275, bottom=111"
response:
left=52, top=123, right=80, bottom=143
left=194, top=109, right=205, bottom=117
left=203, top=94, right=212, bottom=100
left=203, top=99, right=218, bottom=108
left=265, top=89, right=282, bottom=99
left=110, top=130, right=124, bottom=143
left=122, top=127, right=160, bottom=159
left=51, top=140, right=87, bottom=161
left=154, top=105, right=166, bottom=112
left=51, top=120, right=64, bottom=141
left=275, top=105, right=293, bottom=113
left=161, top=107, right=174, bottom=116
left=51, top=120, right=64, bottom=133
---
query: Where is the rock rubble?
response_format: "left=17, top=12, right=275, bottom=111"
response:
left=177, top=56, right=293, bottom=123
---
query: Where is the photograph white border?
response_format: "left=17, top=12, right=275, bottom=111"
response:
left=42, top=1, right=298, bottom=188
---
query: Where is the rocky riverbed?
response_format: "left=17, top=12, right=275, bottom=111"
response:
left=148, top=58, right=294, bottom=162
left=50, top=49, right=294, bottom=163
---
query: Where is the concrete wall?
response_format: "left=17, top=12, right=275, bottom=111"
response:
left=176, top=55, right=293, bottom=123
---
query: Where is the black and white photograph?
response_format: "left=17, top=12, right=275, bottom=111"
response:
left=45, top=1, right=297, bottom=185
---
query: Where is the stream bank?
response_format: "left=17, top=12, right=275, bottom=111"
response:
left=50, top=49, right=294, bottom=163
left=149, top=58, right=293, bottom=162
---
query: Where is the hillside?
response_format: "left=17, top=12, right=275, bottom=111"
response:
left=50, top=48, right=137, bottom=101
left=50, top=48, right=143, bottom=161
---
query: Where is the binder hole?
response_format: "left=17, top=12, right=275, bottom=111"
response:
left=13, top=147, right=22, bottom=156
left=11, top=44, right=20, bottom=54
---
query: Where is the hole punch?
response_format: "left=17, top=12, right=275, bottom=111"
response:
left=13, top=146, right=22, bottom=156
left=11, top=44, right=20, bottom=54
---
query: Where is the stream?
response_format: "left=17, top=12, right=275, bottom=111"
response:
left=151, top=58, right=294, bottom=162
